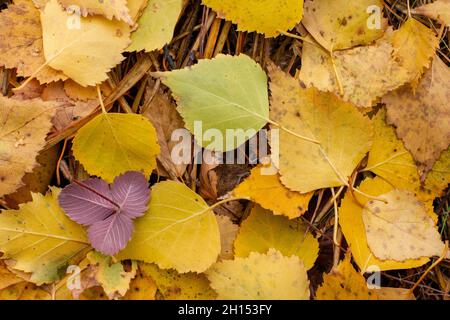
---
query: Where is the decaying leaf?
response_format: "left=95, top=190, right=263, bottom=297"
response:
left=302, top=0, right=386, bottom=51
left=0, top=96, right=56, bottom=197
left=0, top=0, right=66, bottom=83
left=216, top=215, right=239, bottom=260
left=58, top=0, right=133, bottom=24
left=158, top=54, right=269, bottom=152
left=140, top=263, right=216, bottom=300
left=384, top=56, right=450, bottom=178
left=234, top=205, right=319, bottom=270
left=201, top=0, right=303, bottom=37
left=41, top=0, right=131, bottom=86
left=72, top=113, right=160, bottom=183
left=118, top=181, right=221, bottom=273
left=339, top=177, right=432, bottom=272
left=206, top=249, right=310, bottom=300
left=233, top=164, right=313, bottom=218
left=362, top=189, right=445, bottom=261
left=0, top=282, right=50, bottom=300
left=0, top=188, right=90, bottom=285
left=122, top=266, right=157, bottom=300
left=270, top=65, right=373, bottom=192
left=316, top=255, right=378, bottom=300
left=412, top=0, right=450, bottom=26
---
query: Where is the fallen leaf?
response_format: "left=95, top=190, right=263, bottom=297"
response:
left=140, top=263, right=216, bottom=300
left=58, top=0, right=133, bottom=24
left=63, top=80, right=97, bottom=101
left=0, top=0, right=66, bottom=83
left=158, top=54, right=269, bottom=152
left=362, top=189, right=445, bottom=261
left=128, top=0, right=183, bottom=52
left=412, top=0, right=450, bottom=26
left=234, top=205, right=319, bottom=270
left=0, top=187, right=90, bottom=285
left=384, top=56, right=450, bottom=178
left=72, top=113, right=160, bottom=183
left=316, top=255, right=378, bottom=300
left=206, top=249, right=310, bottom=300
left=201, top=0, right=303, bottom=37
left=391, top=18, right=439, bottom=88
left=216, top=215, right=239, bottom=260
left=302, top=0, right=386, bottom=51
left=117, top=181, right=221, bottom=273
left=0, top=282, right=50, bottom=300
left=0, top=96, right=56, bottom=197
left=122, top=266, right=157, bottom=300
left=233, top=164, right=313, bottom=218
left=41, top=0, right=131, bottom=86
left=269, top=65, right=373, bottom=192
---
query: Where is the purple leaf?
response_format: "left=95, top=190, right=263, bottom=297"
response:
left=88, top=214, right=134, bottom=256
left=110, top=171, right=150, bottom=219
left=58, top=178, right=115, bottom=226
left=58, top=171, right=150, bottom=255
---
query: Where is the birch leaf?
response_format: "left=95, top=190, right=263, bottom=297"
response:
left=412, top=0, right=450, bottom=26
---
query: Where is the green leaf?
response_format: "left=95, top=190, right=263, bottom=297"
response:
left=158, top=54, right=269, bottom=152
left=117, top=181, right=220, bottom=273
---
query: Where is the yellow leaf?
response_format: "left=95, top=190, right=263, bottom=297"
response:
left=302, top=0, right=386, bottom=51
left=316, top=255, right=378, bottom=300
left=376, top=287, right=415, bottom=300
left=86, top=251, right=137, bottom=298
left=234, top=205, right=318, bottom=270
left=391, top=18, right=439, bottom=88
left=269, top=65, right=372, bottom=193
left=0, top=188, right=90, bottom=285
left=413, top=0, right=450, bottom=26
left=140, top=263, right=216, bottom=300
left=0, top=262, right=22, bottom=291
left=300, top=31, right=411, bottom=108
left=72, top=113, right=160, bottom=183
left=122, top=267, right=157, bottom=300
left=117, top=181, right=220, bottom=273
left=58, top=0, right=133, bottom=24
left=0, top=97, right=56, bottom=197
left=63, top=80, right=97, bottom=101
left=0, top=282, right=50, bottom=300
left=339, top=177, right=430, bottom=272
left=206, top=249, right=310, bottom=300
left=362, top=189, right=445, bottom=261
left=41, top=0, right=131, bottom=86
left=423, top=147, right=450, bottom=200
left=364, top=109, right=421, bottom=192
left=128, top=0, right=183, bottom=52
left=0, top=0, right=66, bottom=83
left=201, top=0, right=303, bottom=37
left=233, top=165, right=313, bottom=218
left=127, top=0, right=149, bottom=23
left=216, top=215, right=239, bottom=260
left=384, top=56, right=450, bottom=177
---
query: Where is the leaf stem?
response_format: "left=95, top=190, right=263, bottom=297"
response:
left=97, top=84, right=107, bottom=114
left=73, top=180, right=120, bottom=209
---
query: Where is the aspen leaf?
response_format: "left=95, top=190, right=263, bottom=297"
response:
left=269, top=65, right=373, bottom=193
left=316, top=255, right=378, bottom=300
left=377, top=287, right=415, bottom=300
left=412, top=0, right=450, bottom=26
left=362, top=189, right=445, bottom=261
left=0, top=262, right=22, bottom=291
left=233, top=165, right=313, bottom=219
left=0, top=0, right=66, bottom=83
left=300, top=31, right=411, bottom=108
left=365, top=109, right=421, bottom=192
left=158, top=54, right=269, bottom=152
left=128, top=0, right=150, bottom=22
left=302, top=0, right=386, bottom=51
left=0, top=97, right=56, bottom=197
left=117, top=181, right=221, bottom=273
left=234, top=205, right=319, bottom=270
left=41, top=0, right=131, bottom=86
left=63, top=80, right=97, bottom=101
left=423, top=147, right=450, bottom=201
left=86, top=251, right=137, bottom=298
left=216, top=215, right=239, bottom=260
left=206, top=249, right=310, bottom=300
left=58, top=0, right=133, bottom=24
left=201, top=0, right=303, bottom=37
left=384, top=56, right=450, bottom=178
left=391, top=18, right=439, bottom=88
left=0, top=188, right=90, bottom=285
left=72, top=113, right=160, bottom=183
left=339, top=177, right=431, bottom=272
left=128, top=0, right=183, bottom=52
left=139, top=263, right=216, bottom=300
